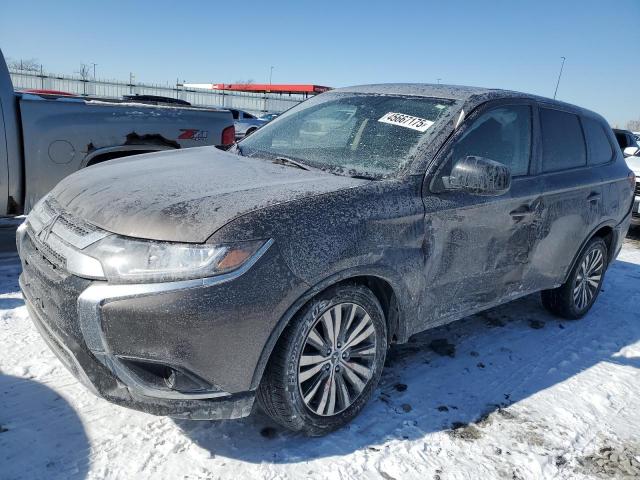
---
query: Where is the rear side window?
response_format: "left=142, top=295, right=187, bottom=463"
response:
left=582, top=117, right=613, bottom=165
left=243, top=112, right=256, bottom=119
left=450, top=105, right=532, bottom=176
left=540, top=108, right=586, bottom=172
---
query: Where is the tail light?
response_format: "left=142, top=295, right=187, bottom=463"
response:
left=221, top=125, right=235, bottom=146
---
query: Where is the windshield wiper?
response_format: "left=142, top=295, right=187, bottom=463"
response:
left=349, top=174, right=378, bottom=180
left=273, top=156, right=310, bottom=171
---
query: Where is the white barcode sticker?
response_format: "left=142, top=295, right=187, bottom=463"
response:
left=378, top=112, right=434, bottom=132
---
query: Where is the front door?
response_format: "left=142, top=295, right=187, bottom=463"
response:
left=418, top=100, right=545, bottom=329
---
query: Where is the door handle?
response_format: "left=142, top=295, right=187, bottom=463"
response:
left=587, top=192, right=601, bottom=203
left=510, top=206, right=534, bottom=220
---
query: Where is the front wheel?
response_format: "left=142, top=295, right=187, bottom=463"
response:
left=257, top=284, right=388, bottom=436
left=541, top=237, right=608, bottom=319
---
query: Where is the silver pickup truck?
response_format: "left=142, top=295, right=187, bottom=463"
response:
left=0, top=49, right=234, bottom=215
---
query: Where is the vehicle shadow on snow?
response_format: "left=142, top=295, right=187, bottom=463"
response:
left=0, top=374, right=90, bottom=479
left=176, top=258, right=640, bottom=464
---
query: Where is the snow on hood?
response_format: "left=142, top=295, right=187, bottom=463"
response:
left=49, top=146, right=366, bottom=243
left=625, top=155, right=640, bottom=176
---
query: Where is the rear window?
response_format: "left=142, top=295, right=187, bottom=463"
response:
left=540, top=108, right=587, bottom=172
left=582, top=117, right=613, bottom=165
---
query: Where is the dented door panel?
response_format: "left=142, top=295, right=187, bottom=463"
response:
left=535, top=169, right=604, bottom=286
left=419, top=177, right=543, bottom=329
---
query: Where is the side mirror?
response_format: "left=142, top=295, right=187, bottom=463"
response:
left=623, top=146, right=640, bottom=157
left=443, top=155, right=511, bottom=196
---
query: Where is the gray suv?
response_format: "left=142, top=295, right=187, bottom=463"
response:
left=18, top=84, right=635, bottom=435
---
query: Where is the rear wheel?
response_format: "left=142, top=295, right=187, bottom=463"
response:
left=257, top=284, right=387, bottom=436
left=541, top=237, right=608, bottom=319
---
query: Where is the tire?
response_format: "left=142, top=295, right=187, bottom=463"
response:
left=257, top=283, right=388, bottom=436
left=541, top=237, right=608, bottom=320
left=245, top=128, right=257, bottom=136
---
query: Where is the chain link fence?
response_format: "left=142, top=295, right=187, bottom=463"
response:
left=9, top=69, right=308, bottom=115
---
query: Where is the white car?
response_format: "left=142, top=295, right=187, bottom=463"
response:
left=626, top=154, right=640, bottom=226
left=229, top=109, right=268, bottom=139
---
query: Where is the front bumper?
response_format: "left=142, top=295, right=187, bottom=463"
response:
left=17, top=216, right=304, bottom=420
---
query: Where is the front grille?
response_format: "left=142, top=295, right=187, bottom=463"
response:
left=25, top=197, right=109, bottom=270
left=26, top=226, right=65, bottom=269
left=635, top=181, right=640, bottom=197
left=20, top=232, right=92, bottom=347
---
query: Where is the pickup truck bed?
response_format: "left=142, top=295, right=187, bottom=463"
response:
left=0, top=49, right=234, bottom=215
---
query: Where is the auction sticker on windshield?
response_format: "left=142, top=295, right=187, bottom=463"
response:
left=378, top=112, right=434, bottom=132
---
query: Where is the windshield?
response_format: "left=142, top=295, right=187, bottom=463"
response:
left=238, top=92, right=453, bottom=178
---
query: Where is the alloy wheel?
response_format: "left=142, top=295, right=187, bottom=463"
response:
left=297, top=302, right=377, bottom=416
left=573, top=248, right=604, bottom=311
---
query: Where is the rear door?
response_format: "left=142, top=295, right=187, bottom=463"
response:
left=420, top=99, right=544, bottom=327
left=534, top=105, right=601, bottom=287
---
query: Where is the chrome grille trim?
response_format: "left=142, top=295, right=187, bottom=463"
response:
left=25, top=197, right=108, bottom=279
left=25, top=227, right=66, bottom=268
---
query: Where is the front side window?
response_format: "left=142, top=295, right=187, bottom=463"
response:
left=540, top=108, right=587, bottom=172
left=448, top=105, right=532, bottom=176
left=239, top=92, right=453, bottom=178
left=582, top=117, right=613, bottom=165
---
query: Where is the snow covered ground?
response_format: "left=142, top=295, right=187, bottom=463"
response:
left=1, top=236, right=639, bottom=480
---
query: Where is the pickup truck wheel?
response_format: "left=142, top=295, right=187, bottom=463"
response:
left=257, top=284, right=387, bottom=436
left=245, top=127, right=257, bottom=136
left=541, top=237, right=608, bottom=320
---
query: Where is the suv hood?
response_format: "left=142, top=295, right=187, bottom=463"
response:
left=50, top=147, right=367, bottom=242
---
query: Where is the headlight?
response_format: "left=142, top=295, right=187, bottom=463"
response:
left=83, top=236, right=270, bottom=283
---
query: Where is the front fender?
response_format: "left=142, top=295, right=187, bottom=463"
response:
left=248, top=263, right=415, bottom=391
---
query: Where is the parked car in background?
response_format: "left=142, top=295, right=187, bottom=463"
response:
left=259, top=113, right=280, bottom=122
left=230, top=109, right=267, bottom=139
left=625, top=153, right=640, bottom=226
left=633, top=131, right=640, bottom=142
left=0, top=48, right=235, bottom=215
left=18, top=84, right=634, bottom=436
left=613, top=128, right=640, bottom=157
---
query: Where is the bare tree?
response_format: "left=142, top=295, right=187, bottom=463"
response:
left=77, top=63, right=91, bottom=81
left=626, top=118, right=640, bottom=132
left=6, top=57, right=41, bottom=72
left=233, top=79, right=255, bottom=84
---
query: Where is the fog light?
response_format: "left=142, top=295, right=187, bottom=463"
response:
left=164, top=367, right=211, bottom=393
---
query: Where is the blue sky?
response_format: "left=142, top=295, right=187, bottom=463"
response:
left=1, top=0, right=638, bottom=126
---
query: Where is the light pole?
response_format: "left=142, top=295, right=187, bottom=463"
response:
left=269, top=66, right=274, bottom=85
left=437, top=78, right=442, bottom=84
left=553, top=56, right=566, bottom=100
left=91, top=62, right=97, bottom=80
